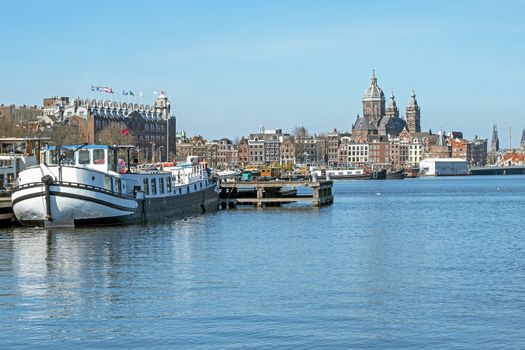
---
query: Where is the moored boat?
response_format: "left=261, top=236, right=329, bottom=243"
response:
left=11, top=145, right=218, bottom=227
left=386, top=169, right=405, bottom=179
left=312, top=168, right=372, bottom=180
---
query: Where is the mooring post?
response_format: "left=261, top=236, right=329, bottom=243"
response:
left=257, top=186, right=264, bottom=208
left=312, top=183, right=320, bottom=207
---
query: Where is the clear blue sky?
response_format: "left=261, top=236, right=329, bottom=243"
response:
left=1, top=0, right=524, bottom=144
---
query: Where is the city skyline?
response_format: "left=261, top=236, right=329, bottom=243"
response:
left=1, top=0, right=524, bottom=143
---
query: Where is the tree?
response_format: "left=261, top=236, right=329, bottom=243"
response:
left=97, top=122, right=135, bottom=145
left=292, top=125, right=309, bottom=138
left=44, top=123, right=85, bottom=145
left=0, top=119, right=32, bottom=138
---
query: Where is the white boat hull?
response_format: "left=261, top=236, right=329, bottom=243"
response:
left=12, top=183, right=138, bottom=226
left=12, top=180, right=218, bottom=227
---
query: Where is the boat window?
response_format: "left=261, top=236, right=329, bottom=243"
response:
left=205, top=180, right=208, bottom=186
left=116, top=178, right=122, bottom=194
left=194, top=184, right=197, bottom=191
left=1, top=143, right=14, bottom=153
left=14, top=142, right=26, bottom=154
left=108, top=150, right=116, bottom=172
left=104, top=175, right=112, bottom=191
left=48, top=150, right=57, bottom=164
left=159, top=177, right=165, bottom=194
left=78, top=150, right=90, bottom=164
left=143, top=178, right=149, bottom=195
left=151, top=178, right=157, bottom=195
left=93, top=149, right=105, bottom=164
left=167, top=177, right=172, bottom=192
left=61, top=151, right=75, bottom=165
left=187, top=186, right=190, bottom=194
left=0, top=159, right=13, bottom=168
left=199, top=182, right=202, bottom=189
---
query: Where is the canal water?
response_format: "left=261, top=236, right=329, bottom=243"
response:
left=0, top=176, right=524, bottom=349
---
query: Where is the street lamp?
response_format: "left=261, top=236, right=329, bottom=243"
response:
left=150, top=142, right=156, bottom=163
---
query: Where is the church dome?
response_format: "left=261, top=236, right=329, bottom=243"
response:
left=363, top=71, right=385, bottom=100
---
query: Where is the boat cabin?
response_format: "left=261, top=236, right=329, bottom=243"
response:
left=0, top=137, right=48, bottom=191
left=42, top=145, right=134, bottom=174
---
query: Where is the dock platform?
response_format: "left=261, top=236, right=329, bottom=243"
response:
left=219, top=180, right=334, bottom=209
left=469, top=166, right=525, bottom=175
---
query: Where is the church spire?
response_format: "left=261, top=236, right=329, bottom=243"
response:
left=408, top=89, right=418, bottom=107
left=520, top=127, right=525, bottom=150
left=491, top=124, right=500, bottom=152
left=405, top=89, right=421, bottom=133
left=388, top=90, right=397, bottom=107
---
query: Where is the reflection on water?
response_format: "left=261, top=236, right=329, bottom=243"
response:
left=1, top=176, right=525, bottom=349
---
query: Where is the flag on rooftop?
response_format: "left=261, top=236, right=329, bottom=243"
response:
left=129, top=90, right=135, bottom=96
left=103, top=87, right=113, bottom=93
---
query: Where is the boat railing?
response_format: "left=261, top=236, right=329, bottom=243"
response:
left=14, top=181, right=135, bottom=199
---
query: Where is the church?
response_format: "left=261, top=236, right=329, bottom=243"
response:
left=352, top=72, right=421, bottom=143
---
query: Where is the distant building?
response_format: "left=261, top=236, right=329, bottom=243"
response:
left=368, top=137, right=390, bottom=166
left=407, top=137, right=424, bottom=167
left=470, top=136, right=488, bottom=166
left=351, top=114, right=377, bottom=143
left=248, top=136, right=265, bottom=165
left=45, top=94, right=176, bottom=162
left=341, top=142, right=369, bottom=165
left=353, top=72, right=416, bottom=142
left=326, top=129, right=345, bottom=166
left=389, top=138, right=409, bottom=169
left=405, top=90, right=421, bottom=133
left=491, top=124, right=500, bottom=152
left=237, top=137, right=249, bottom=166
left=279, top=137, right=296, bottom=169
left=488, top=124, right=500, bottom=164
left=378, top=92, right=406, bottom=137
left=0, top=104, right=43, bottom=123
left=295, top=136, right=325, bottom=165
left=449, top=137, right=472, bottom=162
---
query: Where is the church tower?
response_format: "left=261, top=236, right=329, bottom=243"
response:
left=521, top=127, right=525, bottom=150
left=405, top=90, right=421, bottom=133
left=385, top=91, right=399, bottom=118
left=155, top=91, right=170, bottom=120
left=491, top=124, right=500, bottom=152
left=362, top=71, right=385, bottom=128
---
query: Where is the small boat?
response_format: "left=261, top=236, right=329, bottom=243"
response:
left=386, top=169, right=405, bottom=180
left=312, top=168, right=372, bottom=180
left=370, top=169, right=387, bottom=180
left=11, top=144, right=218, bottom=227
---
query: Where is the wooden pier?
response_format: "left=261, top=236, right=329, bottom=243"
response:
left=218, top=180, right=334, bottom=209
left=469, top=166, right=525, bottom=176
left=0, top=197, right=15, bottom=227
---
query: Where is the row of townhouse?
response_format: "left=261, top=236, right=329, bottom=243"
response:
left=175, top=128, right=488, bottom=169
